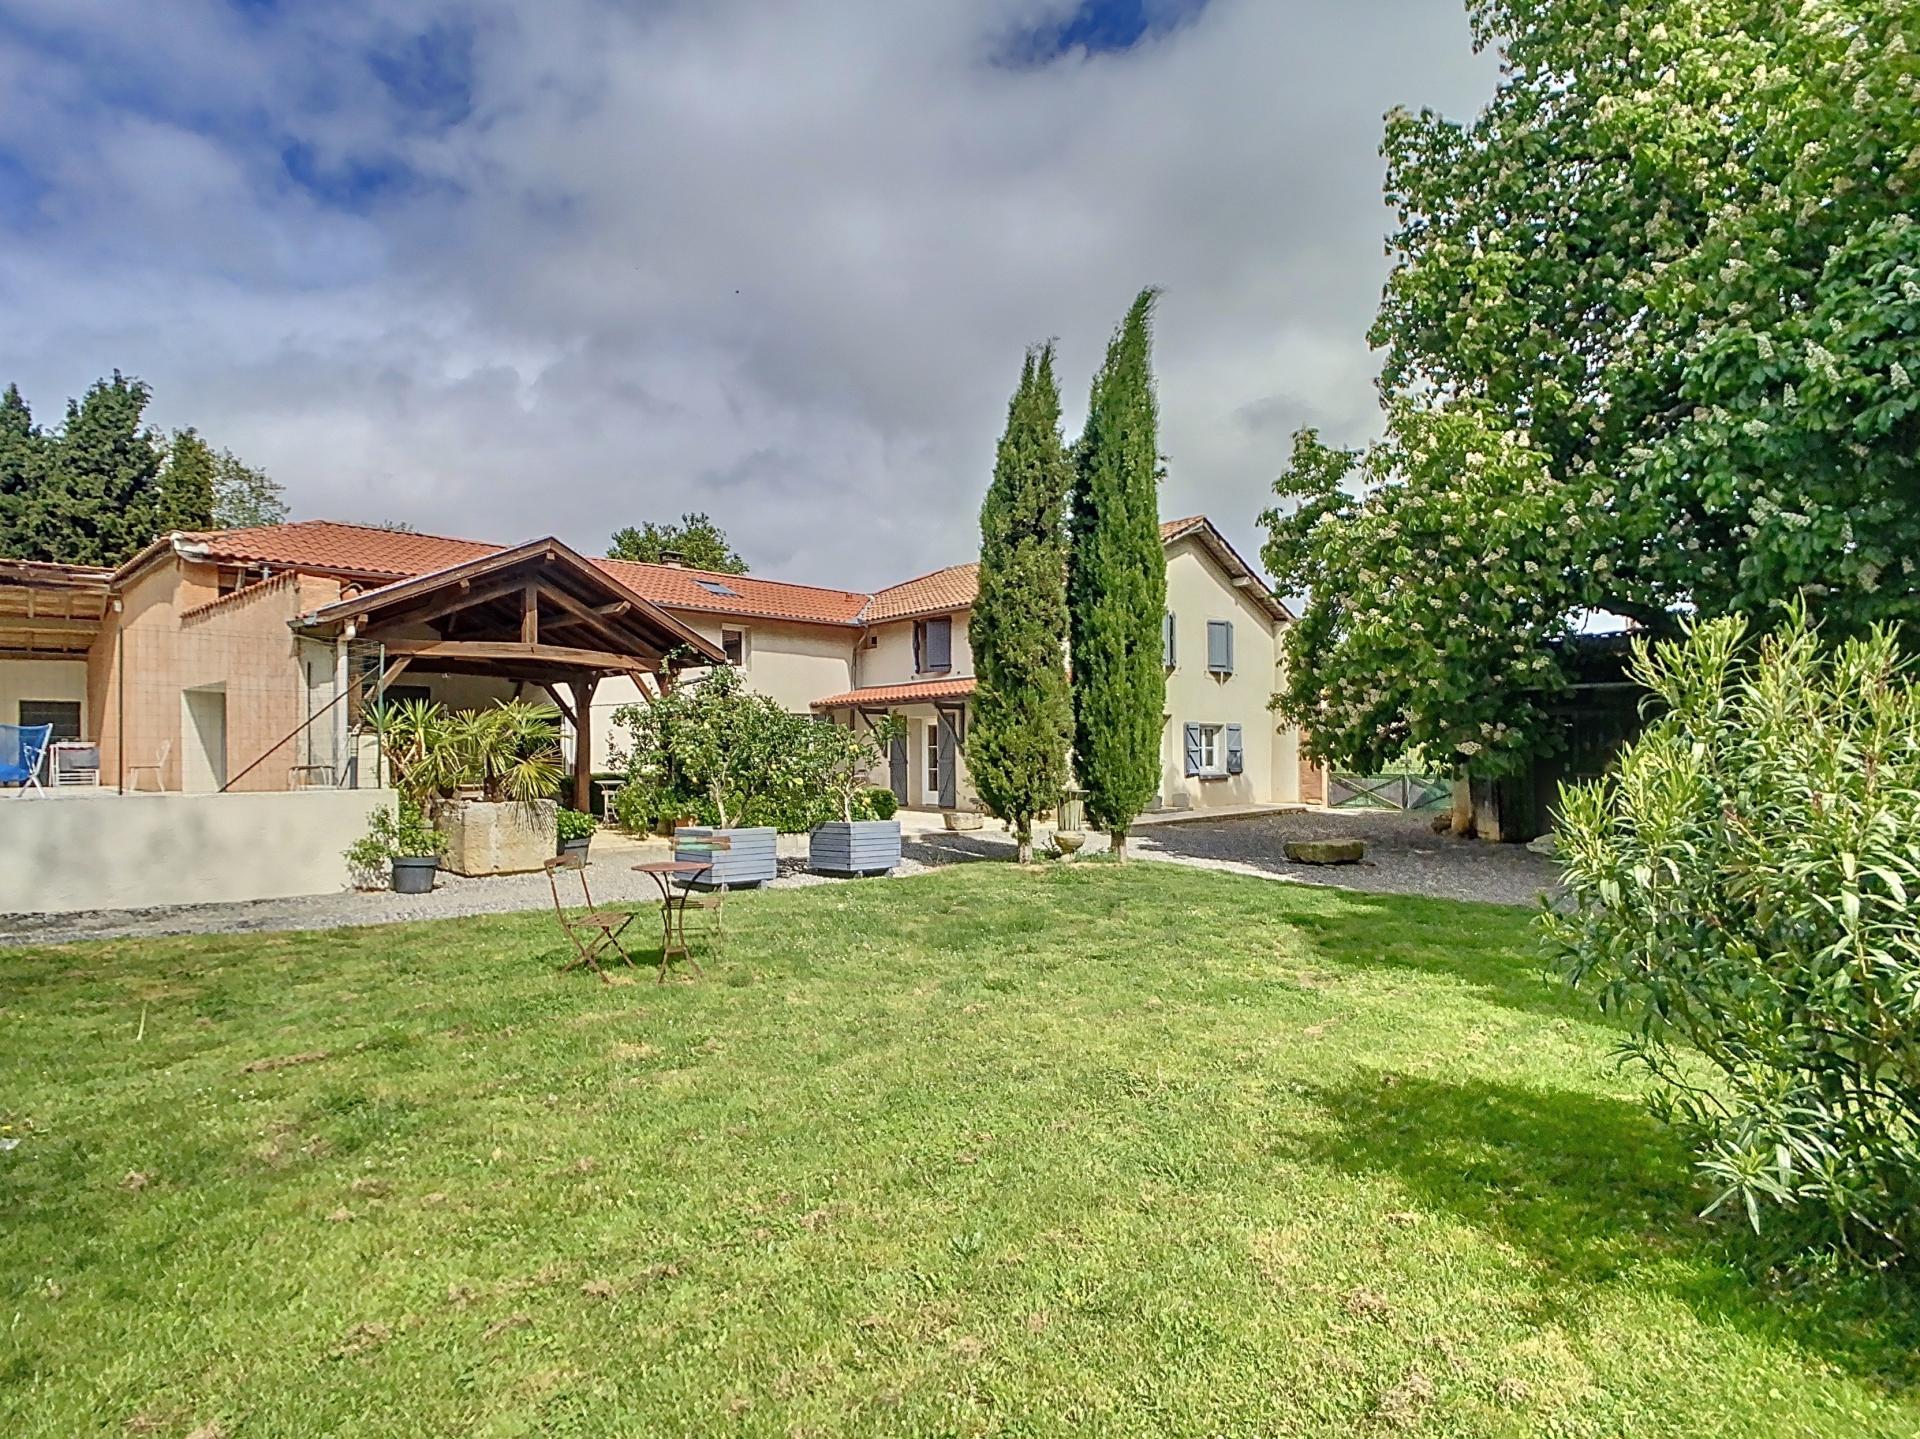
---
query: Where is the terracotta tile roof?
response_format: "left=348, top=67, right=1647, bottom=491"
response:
left=593, top=557, right=870, bottom=626
left=810, top=676, right=977, bottom=709
left=864, top=563, right=981, bottom=623
left=176, top=520, right=500, bottom=579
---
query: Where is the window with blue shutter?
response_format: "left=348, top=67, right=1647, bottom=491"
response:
left=1206, top=620, right=1234, bottom=675
left=1163, top=611, right=1176, bottom=668
left=1225, top=724, right=1244, bottom=775
left=917, top=616, right=953, bottom=672
left=1183, top=723, right=1202, bottom=777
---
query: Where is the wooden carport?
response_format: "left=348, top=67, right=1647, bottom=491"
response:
left=297, top=538, right=725, bottom=809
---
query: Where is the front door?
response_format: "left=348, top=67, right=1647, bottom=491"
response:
left=889, top=726, right=908, bottom=805
left=937, top=712, right=958, bottom=809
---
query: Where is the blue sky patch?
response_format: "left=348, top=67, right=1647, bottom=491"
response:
left=997, top=0, right=1210, bottom=68
left=368, top=20, right=476, bottom=131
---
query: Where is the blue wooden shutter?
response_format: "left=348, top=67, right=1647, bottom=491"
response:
left=1163, top=611, right=1176, bottom=668
left=1226, top=724, right=1244, bottom=775
left=1183, top=723, right=1202, bottom=777
left=1207, top=620, right=1234, bottom=674
left=927, top=616, right=952, bottom=670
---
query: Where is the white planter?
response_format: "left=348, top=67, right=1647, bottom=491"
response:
left=809, top=819, right=902, bottom=877
left=437, top=798, right=558, bottom=877
left=674, top=825, right=777, bottom=887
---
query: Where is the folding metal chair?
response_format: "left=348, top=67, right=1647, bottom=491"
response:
left=544, top=855, right=641, bottom=983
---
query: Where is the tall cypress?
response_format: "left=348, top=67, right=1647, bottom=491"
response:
left=0, top=384, right=46, bottom=558
left=29, top=372, right=163, bottom=566
left=157, top=428, right=217, bottom=533
left=1068, top=289, right=1167, bottom=860
left=967, top=345, right=1073, bottom=864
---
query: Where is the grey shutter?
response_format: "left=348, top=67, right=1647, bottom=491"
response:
left=1163, top=611, right=1176, bottom=668
left=1207, top=620, right=1234, bottom=674
left=1183, top=723, right=1202, bottom=777
left=937, top=713, right=958, bottom=808
left=889, top=728, right=908, bottom=803
left=1226, top=724, right=1244, bottom=775
left=927, top=616, right=952, bottom=670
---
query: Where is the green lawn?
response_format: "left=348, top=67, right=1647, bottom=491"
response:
left=3, top=865, right=1916, bottom=1438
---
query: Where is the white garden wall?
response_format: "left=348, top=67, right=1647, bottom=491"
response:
left=0, top=788, right=396, bottom=914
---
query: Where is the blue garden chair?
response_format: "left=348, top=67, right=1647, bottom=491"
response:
left=0, top=724, right=51, bottom=796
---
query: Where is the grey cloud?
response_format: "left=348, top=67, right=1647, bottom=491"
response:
left=0, top=0, right=1494, bottom=589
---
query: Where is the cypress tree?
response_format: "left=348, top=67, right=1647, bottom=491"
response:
left=29, top=372, right=163, bottom=566
left=157, top=428, right=217, bottom=533
left=0, top=384, right=46, bottom=558
left=1068, top=289, right=1167, bottom=860
left=967, top=344, right=1073, bottom=864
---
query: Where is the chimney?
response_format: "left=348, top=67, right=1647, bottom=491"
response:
left=658, top=549, right=686, bottom=568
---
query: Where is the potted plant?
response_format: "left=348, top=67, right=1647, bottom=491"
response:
left=344, top=798, right=444, bottom=893
left=555, top=807, right=596, bottom=861
left=807, top=719, right=904, bottom=877
left=372, top=698, right=565, bottom=876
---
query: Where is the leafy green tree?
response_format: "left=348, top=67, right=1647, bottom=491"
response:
left=608, top=512, right=747, bottom=573
left=157, top=428, right=217, bottom=533
left=968, top=345, right=1073, bottom=864
left=26, top=372, right=164, bottom=567
left=211, top=449, right=289, bottom=529
left=0, top=384, right=46, bottom=558
left=1069, top=290, right=1167, bottom=859
left=1263, top=0, right=1920, bottom=778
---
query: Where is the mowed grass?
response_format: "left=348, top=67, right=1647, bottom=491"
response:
left=2, top=864, right=1916, bottom=1438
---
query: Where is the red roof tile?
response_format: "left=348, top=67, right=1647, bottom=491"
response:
left=864, top=563, right=980, bottom=623
left=810, top=676, right=977, bottom=709
left=176, top=520, right=499, bottom=579
left=593, top=558, right=870, bottom=626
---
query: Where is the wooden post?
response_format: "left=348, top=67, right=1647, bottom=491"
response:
left=570, top=676, right=595, bottom=813
left=521, top=584, right=539, bottom=645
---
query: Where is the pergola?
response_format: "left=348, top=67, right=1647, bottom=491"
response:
left=298, top=538, right=725, bottom=809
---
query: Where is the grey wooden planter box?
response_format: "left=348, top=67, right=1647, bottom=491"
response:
left=674, top=825, right=777, bottom=888
left=809, top=819, right=902, bottom=877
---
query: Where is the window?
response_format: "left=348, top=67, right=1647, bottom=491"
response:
left=18, top=700, right=81, bottom=741
left=1182, top=722, right=1244, bottom=779
left=914, top=615, right=953, bottom=672
left=1206, top=619, right=1235, bottom=675
left=1196, top=724, right=1221, bottom=773
left=1163, top=611, right=1177, bottom=669
left=721, top=627, right=747, bottom=666
left=925, top=720, right=942, bottom=796
left=696, top=579, right=741, bottom=598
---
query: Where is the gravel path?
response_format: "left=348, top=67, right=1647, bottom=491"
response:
left=0, top=809, right=1555, bottom=947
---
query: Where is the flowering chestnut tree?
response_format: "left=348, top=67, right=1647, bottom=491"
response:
left=1265, top=0, right=1920, bottom=776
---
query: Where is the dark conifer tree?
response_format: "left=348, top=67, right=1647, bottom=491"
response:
left=967, top=345, right=1073, bottom=864
left=1068, top=290, right=1167, bottom=859
left=157, top=428, right=217, bottom=533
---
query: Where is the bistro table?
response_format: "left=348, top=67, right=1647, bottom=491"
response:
left=632, top=858, right=715, bottom=978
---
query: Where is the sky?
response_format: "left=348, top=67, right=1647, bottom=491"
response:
left=0, top=0, right=1496, bottom=591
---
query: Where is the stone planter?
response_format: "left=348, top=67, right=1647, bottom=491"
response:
left=943, top=810, right=983, bottom=832
left=437, top=798, right=558, bottom=877
left=809, top=819, right=902, bottom=877
left=1052, top=829, right=1086, bottom=856
left=674, top=825, right=777, bottom=888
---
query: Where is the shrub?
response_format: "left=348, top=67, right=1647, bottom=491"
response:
left=1541, top=611, right=1920, bottom=1267
left=864, top=786, right=899, bottom=821
left=344, top=799, right=442, bottom=887
left=555, top=808, right=597, bottom=843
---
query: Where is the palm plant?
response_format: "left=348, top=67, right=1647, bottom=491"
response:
left=370, top=697, right=565, bottom=808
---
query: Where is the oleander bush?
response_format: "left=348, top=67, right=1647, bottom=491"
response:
left=1542, top=611, right=1920, bottom=1268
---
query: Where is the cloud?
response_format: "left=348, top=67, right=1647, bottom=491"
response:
left=0, top=0, right=1494, bottom=588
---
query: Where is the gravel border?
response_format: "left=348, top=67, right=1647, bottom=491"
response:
left=1, top=810, right=1555, bottom=948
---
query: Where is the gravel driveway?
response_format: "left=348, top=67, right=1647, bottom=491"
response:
left=0, top=808, right=1556, bottom=948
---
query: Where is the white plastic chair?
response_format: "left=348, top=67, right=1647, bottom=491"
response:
left=125, top=739, right=172, bottom=793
